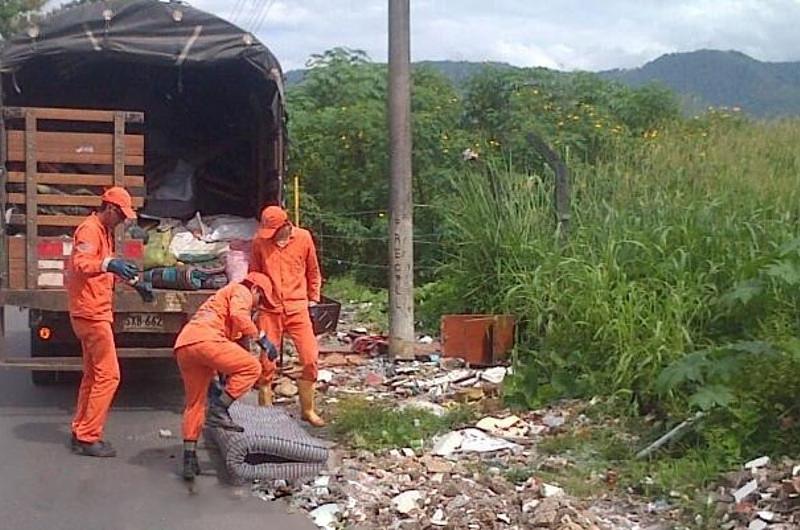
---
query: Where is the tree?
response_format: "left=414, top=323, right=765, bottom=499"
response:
left=0, top=0, right=46, bottom=39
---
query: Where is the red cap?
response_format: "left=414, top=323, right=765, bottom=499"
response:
left=257, top=206, right=289, bottom=239
left=101, top=186, right=136, bottom=220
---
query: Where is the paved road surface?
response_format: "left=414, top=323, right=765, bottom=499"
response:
left=0, top=308, right=314, bottom=530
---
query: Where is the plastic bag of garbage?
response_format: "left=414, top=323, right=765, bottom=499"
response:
left=202, top=215, right=258, bottom=242
left=143, top=228, right=177, bottom=270
left=170, top=228, right=229, bottom=263
left=225, top=248, right=250, bottom=283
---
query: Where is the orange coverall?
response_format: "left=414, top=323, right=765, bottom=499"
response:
left=250, top=226, right=322, bottom=384
left=174, top=283, right=262, bottom=441
left=66, top=213, right=119, bottom=444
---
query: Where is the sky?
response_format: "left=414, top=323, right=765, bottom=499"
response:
left=47, top=0, right=800, bottom=72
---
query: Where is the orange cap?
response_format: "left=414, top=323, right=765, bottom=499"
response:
left=256, top=206, right=289, bottom=239
left=244, top=271, right=278, bottom=308
left=101, top=186, right=136, bottom=220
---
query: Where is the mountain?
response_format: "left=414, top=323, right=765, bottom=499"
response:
left=284, top=60, right=514, bottom=88
left=600, top=49, right=800, bottom=118
left=285, top=50, right=800, bottom=118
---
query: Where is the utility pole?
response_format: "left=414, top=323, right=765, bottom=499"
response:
left=388, top=0, right=414, bottom=360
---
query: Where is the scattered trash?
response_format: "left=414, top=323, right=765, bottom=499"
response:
left=733, top=479, right=759, bottom=504
left=744, top=456, right=770, bottom=470
left=308, top=503, right=340, bottom=529
left=158, top=429, right=172, bottom=438
left=317, top=370, right=334, bottom=384
left=432, top=431, right=464, bottom=457
left=458, top=429, right=521, bottom=453
left=392, top=490, right=422, bottom=514
left=541, top=483, right=565, bottom=498
left=481, top=366, right=507, bottom=384
left=418, top=335, right=434, bottom=344
left=431, top=508, right=448, bottom=526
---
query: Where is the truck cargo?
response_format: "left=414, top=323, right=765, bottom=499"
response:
left=0, top=0, right=299, bottom=383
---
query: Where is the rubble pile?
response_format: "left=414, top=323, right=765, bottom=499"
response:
left=713, top=456, right=800, bottom=530
left=253, top=333, right=674, bottom=529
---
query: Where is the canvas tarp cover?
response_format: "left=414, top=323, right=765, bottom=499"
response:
left=0, top=0, right=285, bottom=220
left=0, top=0, right=283, bottom=83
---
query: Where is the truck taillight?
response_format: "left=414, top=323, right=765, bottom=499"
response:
left=37, top=241, right=64, bottom=259
left=38, top=327, right=53, bottom=341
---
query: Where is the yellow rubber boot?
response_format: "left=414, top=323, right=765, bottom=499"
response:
left=258, top=386, right=273, bottom=407
left=297, top=380, right=325, bottom=427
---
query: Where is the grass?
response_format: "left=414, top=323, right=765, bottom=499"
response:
left=323, top=275, right=388, bottom=330
left=330, top=397, right=474, bottom=451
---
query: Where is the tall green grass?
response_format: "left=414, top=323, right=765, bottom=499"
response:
left=433, top=117, right=800, bottom=432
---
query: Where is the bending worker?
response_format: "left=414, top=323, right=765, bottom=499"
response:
left=67, top=187, right=142, bottom=457
left=173, top=271, right=278, bottom=481
left=250, top=206, right=325, bottom=427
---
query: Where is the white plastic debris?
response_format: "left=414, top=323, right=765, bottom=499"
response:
left=540, top=483, right=565, bottom=498
left=475, top=415, right=521, bottom=432
left=158, top=429, right=172, bottom=438
left=793, top=465, right=800, bottom=477
left=418, top=335, right=434, bottom=344
left=748, top=520, right=768, bottom=530
left=757, top=511, right=775, bottom=522
left=392, top=490, right=422, bottom=514
left=522, top=499, right=540, bottom=513
left=744, top=456, right=770, bottom=470
left=497, top=513, right=511, bottom=524
left=481, top=367, right=507, bottom=384
left=431, top=508, right=448, bottom=526
left=432, top=431, right=464, bottom=457
left=542, top=413, right=565, bottom=428
left=309, top=503, right=340, bottom=529
left=314, top=476, right=331, bottom=488
left=733, top=479, right=759, bottom=504
left=317, top=370, right=334, bottom=384
left=458, top=429, right=521, bottom=453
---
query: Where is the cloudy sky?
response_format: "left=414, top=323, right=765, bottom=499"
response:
left=40, top=0, right=800, bottom=71
left=182, top=0, right=800, bottom=72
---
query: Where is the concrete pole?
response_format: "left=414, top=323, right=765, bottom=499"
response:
left=388, top=0, right=415, bottom=360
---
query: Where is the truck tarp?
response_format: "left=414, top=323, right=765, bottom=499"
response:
left=0, top=0, right=283, bottom=84
left=0, top=0, right=286, bottom=220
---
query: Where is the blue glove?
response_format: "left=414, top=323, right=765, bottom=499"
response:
left=257, top=335, right=278, bottom=361
left=107, top=259, right=138, bottom=281
left=133, top=281, right=154, bottom=303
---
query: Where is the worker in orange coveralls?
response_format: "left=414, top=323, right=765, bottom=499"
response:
left=67, top=187, right=142, bottom=458
left=173, top=271, right=278, bottom=481
left=250, top=206, right=325, bottom=427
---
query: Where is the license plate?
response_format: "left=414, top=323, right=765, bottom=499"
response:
left=122, top=313, right=164, bottom=332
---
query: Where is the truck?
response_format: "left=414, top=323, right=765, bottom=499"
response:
left=0, top=0, right=293, bottom=383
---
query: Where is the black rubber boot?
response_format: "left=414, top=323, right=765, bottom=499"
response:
left=73, top=440, right=116, bottom=458
left=205, top=391, right=244, bottom=432
left=182, top=450, right=200, bottom=481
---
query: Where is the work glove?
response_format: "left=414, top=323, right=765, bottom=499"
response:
left=107, top=258, right=139, bottom=281
left=133, top=281, right=155, bottom=303
left=257, top=332, right=278, bottom=362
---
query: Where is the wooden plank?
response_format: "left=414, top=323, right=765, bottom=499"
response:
left=10, top=214, right=87, bottom=227
left=113, top=112, right=125, bottom=269
left=7, top=131, right=144, bottom=165
left=3, top=107, right=144, bottom=123
left=7, top=193, right=143, bottom=207
left=25, top=112, right=37, bottom=289
left=7, top=171, right=144, bottom=188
